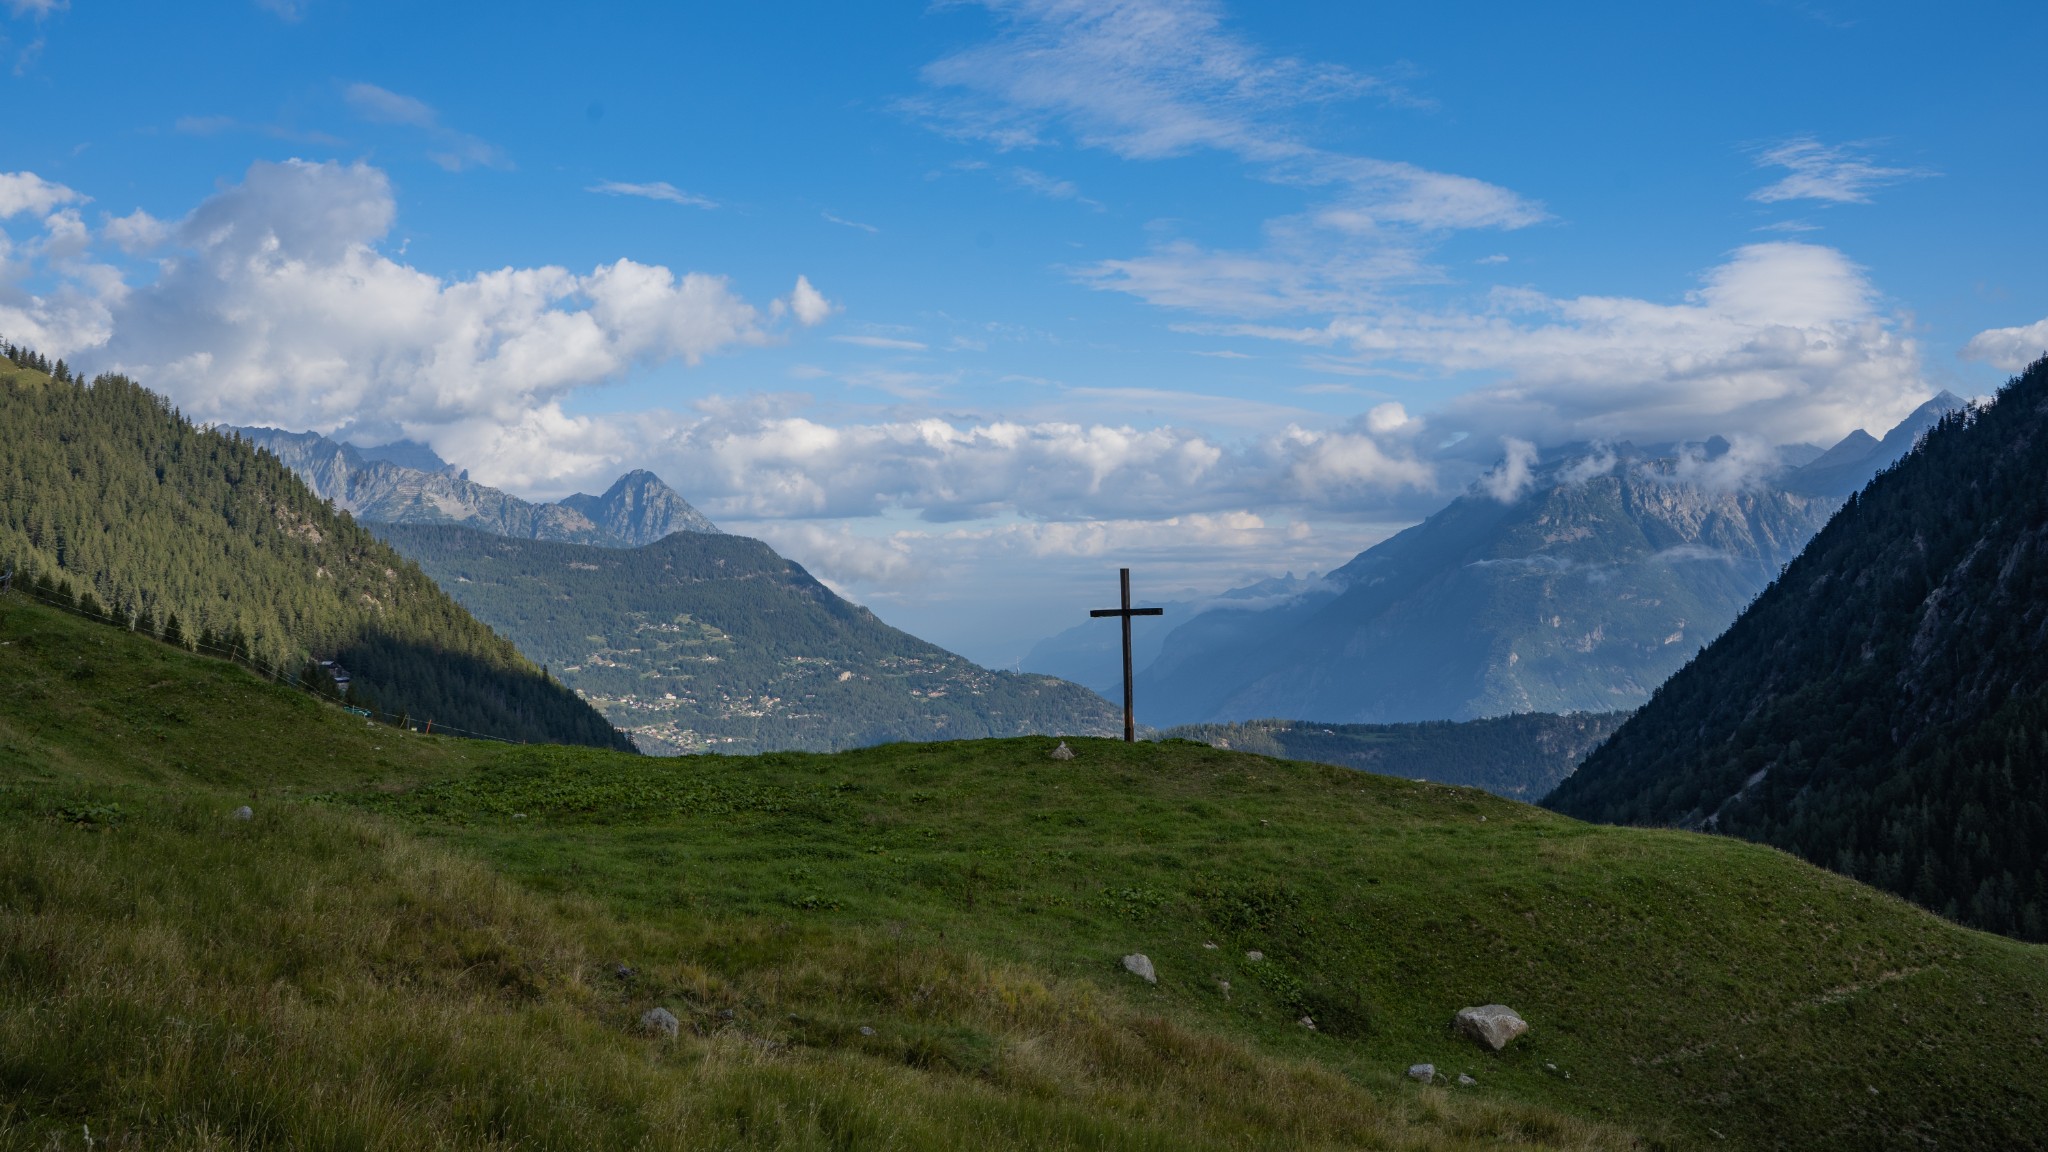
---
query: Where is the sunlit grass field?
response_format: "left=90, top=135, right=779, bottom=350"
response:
left=4, top=591, right=2044, bottom=1149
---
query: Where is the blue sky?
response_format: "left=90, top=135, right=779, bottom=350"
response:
left=4, top=0, right=2045, bottom=664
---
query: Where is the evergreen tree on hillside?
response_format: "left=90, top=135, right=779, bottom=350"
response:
left=0, top=346, right=631, bottom=751
left=1548, top=356, right=2048, bottom=941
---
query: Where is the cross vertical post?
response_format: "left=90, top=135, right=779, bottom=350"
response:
left=1090, top=567, right=1164, bottom=742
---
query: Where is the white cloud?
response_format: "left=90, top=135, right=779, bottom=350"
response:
left=822, top=211, right=879, bottom=233
left=787, top=274, right=833, bottom=326
left=1961, top=317, right=2048, bottom=373
left=1011, top=166, right=1102, bottom=208
left=913, top=0, right=1373, bottom=161
left=344, top=83, right=508, bottom=171
left=1479, top=437, right=1538, bottom=502
left=82, top=159, right=795, bottom=436
left=4, top=0, right=66, bottom=16
left=102, top=209, right=169, bottom=253
left=833, top=334, right=927, bottom=350
left=915, top=0, right=1541, bottom=317
left=0, top=171, right=83, bottom=218
left=1200, top=242, right=1927, bottom=448
left=1750, top=137, right=1934, bottom=205
left=1659, top=435, right=1782, bottom=493
left=588, top=181, right=716, bottom=209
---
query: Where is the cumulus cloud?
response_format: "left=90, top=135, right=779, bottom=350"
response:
left=786, top=274, right=833, bottom=326
left=82, top=159, right=800, bottom=436
left=1200, top=242, right=1928, bottom=449
left=4, top=0, right=66, bottom=16
left=1750, top=137, right=1934, bottom=205
left=0, top=171, right=82, bottom=218
left=1961, top=317, right=2048, bottom=373
left=344, top=83, right=508, bottom=171
left=588, top=180, right=716, bottom=208
left=101, top=209, right=169, bottom=253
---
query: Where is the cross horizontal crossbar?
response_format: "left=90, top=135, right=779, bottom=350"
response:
left=1090, top=607, right=1163, bottom=617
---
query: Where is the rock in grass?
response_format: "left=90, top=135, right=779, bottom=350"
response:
left=230, top=806, right=252, bottom=821
left=1244, top=950, right=1264, bottom=962
left=1122, top=953, right=1157, bottom=983
left=1457, top=1073, right=1477, bottom=1086
left=859, top=1025, right=876, bottom=1037
left=1454, top=1004, right=1529, bottom=1051
left=1408, top=1063, right=1435, bottom=1084
left=639, top=1007, right=680, bottom=1038
left=1050, top=741, right=1076, bottom=760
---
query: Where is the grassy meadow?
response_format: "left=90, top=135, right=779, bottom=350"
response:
left=3, top=590, right=2044, bottom=1149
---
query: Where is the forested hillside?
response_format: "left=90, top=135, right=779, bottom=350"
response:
left=376, top=522, right=1122, bottom=753
left=1549, top=357, right=2048, bottom=941
left=1165, top=711, right=1629, bottom=799
left=0, top=344, right=628, bottom=750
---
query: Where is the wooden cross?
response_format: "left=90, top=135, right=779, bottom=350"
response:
left=1090, top=567, right=1164, bottom=742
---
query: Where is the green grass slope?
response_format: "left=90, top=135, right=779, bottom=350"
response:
left=4, top=592, right=2046, bottom=1149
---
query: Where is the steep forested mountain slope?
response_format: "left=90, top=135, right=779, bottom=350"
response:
left=235, top=425, right=719, bottom=546
left=377, top=522, right=1122, bottom=753
left=0, top=346, right=627, bottom=749
left=1549, top=358, right=2048, bottom=941
left=1166, top=711, right=1630, bottom=799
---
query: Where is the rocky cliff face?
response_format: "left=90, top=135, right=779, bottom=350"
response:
left=232, top=427, right=718, bottom=547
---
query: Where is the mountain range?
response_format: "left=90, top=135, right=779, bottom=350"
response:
left=1549, top=362, right=2046, bottom=941
left=1026, top=392, right=1965, bottom=728
left=228, top=426, right=1122, bottom=752
left=375, top=522, right=1121, bottom=753
left=231, top=426, right=719, bottom=547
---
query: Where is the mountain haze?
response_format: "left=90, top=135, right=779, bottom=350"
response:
left=1548, top=360, right=2048, bottom=941
left=377, top=522, right=1123, bottom=753
left=234, top=426, right=719, bottom=547
left=1103, top=396, right=1965, bottom=729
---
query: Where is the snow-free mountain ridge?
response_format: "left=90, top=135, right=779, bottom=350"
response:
left=231, top=426, right=719, bottom=547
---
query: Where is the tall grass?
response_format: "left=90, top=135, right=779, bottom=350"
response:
left=0, top=786, right=1624, bottom=1150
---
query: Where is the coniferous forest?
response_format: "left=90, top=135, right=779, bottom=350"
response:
left=0, top=344, right=629, bottom=750
left=1550, top=356, right=2048, bottom=941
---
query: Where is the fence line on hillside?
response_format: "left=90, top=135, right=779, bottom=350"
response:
left=0, top=581, right=531, bottom=746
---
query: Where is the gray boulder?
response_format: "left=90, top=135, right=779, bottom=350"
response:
left=1407, top=1063, right=1435, bottom=1084
left=639, top=1007, right=680, bottom=1038
left=1122, top=953, right=1157, bottom=983
left=1050, top=741, right=1076, bottom=760
left=1454, top=1004, right=1529, bottom=1051
left=231, top=806, right=253, bottom=821
left=1457, top=1073, right=1477, bottom=1086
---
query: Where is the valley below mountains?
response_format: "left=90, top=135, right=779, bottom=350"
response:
left=376, top=523, right=1122, bottom=754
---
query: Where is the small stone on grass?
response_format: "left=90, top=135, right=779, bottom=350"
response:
left=1122, top=953, right=1157, bottom=983
left=639, top=1007, right=680, bottom=1038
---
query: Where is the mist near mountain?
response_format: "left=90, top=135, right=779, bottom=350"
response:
left=1548, top=365, right=2046, bottom=940
left=1082, top=393, right=1965, bottom=729
left=232, top=426, right=718, bottom=547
